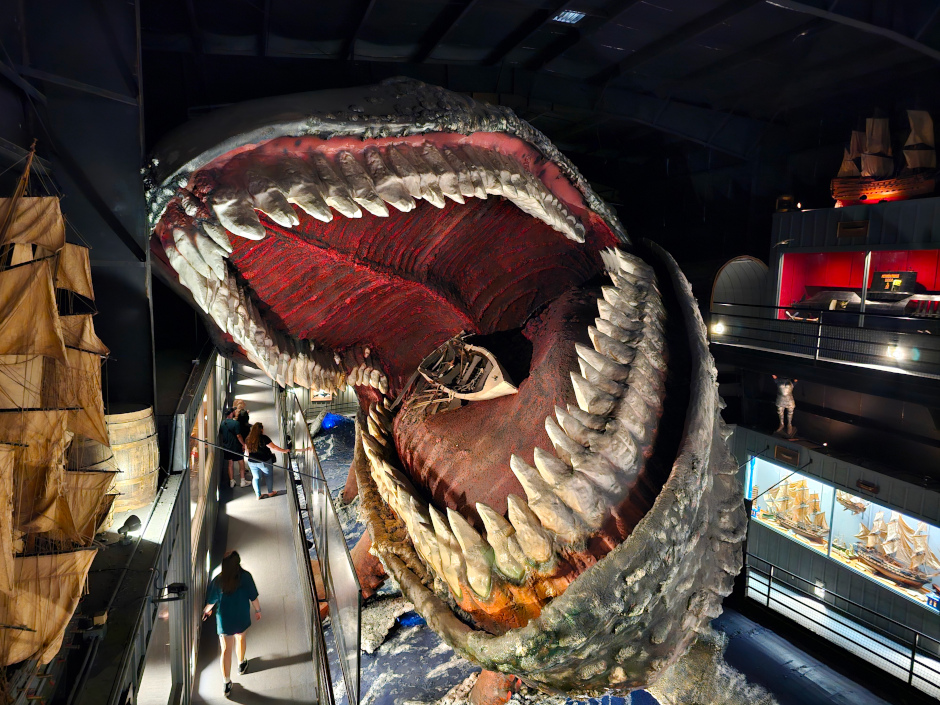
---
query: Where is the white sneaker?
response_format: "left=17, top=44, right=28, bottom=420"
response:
left=240, top=478, right=250, bottom=487
left=229, top=478, right=236, bottom=488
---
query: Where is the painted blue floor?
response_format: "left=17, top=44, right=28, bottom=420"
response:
left=308, top=416, right=897, bottom=705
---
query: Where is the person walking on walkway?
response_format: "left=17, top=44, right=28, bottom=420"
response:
left=219, top=407, right=248, bottom=488
left=203, top=551, right=260, bottom=698
left=244, top=422, right=293, bottom=499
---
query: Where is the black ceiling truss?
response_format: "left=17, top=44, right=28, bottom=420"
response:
left=481, top=0, right=573, bottom=66
left=413, top=0, right=481, bottom=63
left=341, top=0, right=380, bottom=60
left=589, top=0, right=761, bottom=87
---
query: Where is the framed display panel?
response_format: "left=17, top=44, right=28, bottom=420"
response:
left=746, top=456, right=940, bottom=610
left=747, top=457, right=834, bottom=557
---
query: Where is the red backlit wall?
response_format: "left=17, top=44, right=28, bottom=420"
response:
left=778, top=249, right=940, bottom=314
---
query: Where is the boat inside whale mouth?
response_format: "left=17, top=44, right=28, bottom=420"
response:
left=146, top=78, right=745, bottom=694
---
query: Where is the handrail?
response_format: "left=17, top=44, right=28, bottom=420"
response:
left=283, top=390, right=362, bottom=705
left=747, top=554, right=940, bottom=645
left=712, top=299, right=940, bottom=328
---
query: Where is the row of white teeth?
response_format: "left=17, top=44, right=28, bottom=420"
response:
left=163, top=143, right=585, bottom=311
left=360, top=248, right=667, bottom=602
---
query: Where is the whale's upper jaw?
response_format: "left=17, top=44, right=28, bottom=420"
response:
left=146, top=78, right=745, bottom=695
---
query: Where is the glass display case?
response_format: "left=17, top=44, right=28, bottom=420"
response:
left=746, top=456, right=940, bottom=609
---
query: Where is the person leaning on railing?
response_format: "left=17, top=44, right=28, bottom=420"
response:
left=244, top=422, right=311, bottom=499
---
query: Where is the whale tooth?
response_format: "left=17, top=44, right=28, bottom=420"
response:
left=210, top=191, right=266, bottom=240
left=554, top=406, right=600, bottom=446
left=570, top=372, right=617, bottom=417
left=544, top=417, right=585, bottom=463
left=337, top=151, right=389, bottom=217
left=369, top=405, right=391, bottom=434
left=360, top=430, right=385, bottom=465
left=165, top=245, right=209, bottom=310
left=571, top=451, right=625, bottom=496
left=510, top=455, right=586, bottom=544
left=172, top=227, right=212, bottom=278
left=421, top=144, right=464, bottom=204
left=506, top=494, right=553, bottom=564
left=385, top=146, right=424, bottom=200
left=278, top=158, right=333, bottom=223
left=565, top=403, right=607, bottom=431
left=447, top=508, right=493, bottom=599
left=311, top=153, right=362, bottom=218
left=366, top=415, right=387, bottom=446
left=429, top=506, right=465, bottom=598
left=461, top=146, right=501, bottom=196
left=475, top=503, right=526, bottom=581
left=576, top=359, right=623, bottom=397
left=369, top=369, right=382, bottom=388
left=441, top=146, right=476, bottom=199
left=533, top=447, right=608, bottom=528
left=198, top=218, right=234, bottom=254
left=601, top=285, right=641, bottom=315
left=399, top=145, right=446, bottom=208
left=347, top=366, right=360, bottom=386
left=575, top=343, right=630, bottom=383
left=588, top=326, right=636, bottom=366
left=247, top=171, right=299, bottom=227
left=413, top=517, right=442, bottom=576
left=363, top=147, right=415, bottom=212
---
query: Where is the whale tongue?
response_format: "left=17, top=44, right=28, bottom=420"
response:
left=392, top=287, right=601, bottom=528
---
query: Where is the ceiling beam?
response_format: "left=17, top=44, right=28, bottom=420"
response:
left=524, top=0, right=643, bottom=72
left=413, top=0, right=480, bottom=63
left=259, top=0, right=272, bottom=57
left=670, top=17, right=828, bottom=89
left=17, top=66, right=137, bottom=106
left=590, top=0, right=760, bottom=86
left=481, top=1, right=573, bottom=66
left=768, top=0, right=940, bottom=62
left=341, top=0, right=380, bottom=60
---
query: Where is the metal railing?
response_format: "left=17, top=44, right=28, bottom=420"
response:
left=746, top=555, right=940, bottom=696
left=277, top=390, right=362, bottom=705
left=710, top=301, right=940, bottom=379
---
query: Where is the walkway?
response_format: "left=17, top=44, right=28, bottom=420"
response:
left=192, top=364, right=317, bottom=704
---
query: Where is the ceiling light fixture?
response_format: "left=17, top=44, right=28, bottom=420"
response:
left=553, top=10, right=585, bottom=24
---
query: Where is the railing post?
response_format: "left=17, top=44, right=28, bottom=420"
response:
left=767, top=565, right=774, bottom=607
left=908, top=632, right=918, bottom=686
left=814, top=321, right=823, bottom=360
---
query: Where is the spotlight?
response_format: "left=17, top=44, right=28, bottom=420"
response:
left=886, top=345, right=905, bottom=361
left=814, top=580, right=826, bottom=599
left=712, top=322, right=725, bottom=335
left=154, top=583, right=189, bottom=602
left=117, top=515, right=141, bottom=542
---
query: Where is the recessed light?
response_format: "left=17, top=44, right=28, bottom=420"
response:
left=553, top=10, right=585, bottom=24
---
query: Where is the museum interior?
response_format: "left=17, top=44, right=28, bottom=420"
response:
left=1, top=2, right=940, bottom=705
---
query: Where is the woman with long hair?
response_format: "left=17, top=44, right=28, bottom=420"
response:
left=244, top=422, right=292, bottom=499
left=202, top=551, right=260, bottom=697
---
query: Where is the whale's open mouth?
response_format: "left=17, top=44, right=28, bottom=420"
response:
left=146, top=78, right=745, bottom=695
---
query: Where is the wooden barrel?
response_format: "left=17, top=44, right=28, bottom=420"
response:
left=106, top=408, right=159, bottom=514
left=67, top=435, right=113, bottom=470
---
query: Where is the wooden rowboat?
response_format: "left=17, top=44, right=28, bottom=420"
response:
left=417, top=334, right=517, bottom=402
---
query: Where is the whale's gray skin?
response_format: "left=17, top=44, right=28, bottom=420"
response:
left=146, top=78, right=746, bottom=696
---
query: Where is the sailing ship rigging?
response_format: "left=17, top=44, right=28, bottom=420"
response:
left=832, top=110, right=936, bottom=207
left=836, top=490, right=868, bottom=515
left=854, top=511, right=940, bottom=589
left=0, top=145, right=114, bottom=668
left=764, top=479, right=830, bottom=544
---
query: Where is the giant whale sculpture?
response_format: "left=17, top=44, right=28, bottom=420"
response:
left=145, top=79, right=748, bottom=701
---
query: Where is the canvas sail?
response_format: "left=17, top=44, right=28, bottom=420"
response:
left=848, top=130, right=866, bottom=159
left=0, top=354, right=43, bottom=409
left=48, top=470, right=117, bottom=545
left=0, top=548, right=97, bottom=665
left=904, top=149, right=936, bottom=170
left=865, top=118, right=892, bottom=156
left=0, top=197, right=66, bottom=253
left=837, top=149, right=861, bottom=177
left=9, top=243, right=33, bottom=267
left=60, top=315, right=109, bottom=356
left=861, top=154, right=895, bottom=179
left=0, top=260, right=67, bottom=362
left=39, top=349, right=108, bottom=446
left=55, top=243, right=94, bottom=301
left=0, top=443, right=14, bottom=594
left=904, top=110, right=934, bottom=148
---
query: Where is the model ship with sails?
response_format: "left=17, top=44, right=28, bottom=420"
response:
left=764, top=479, right=830, bottom=544
left=831, top=110, right=936, bottom=207
left=854, top=511, right=940, bottom=589
left=836, top=489, right=869, bottom=515
left=0, top=145, right=114, bottom=669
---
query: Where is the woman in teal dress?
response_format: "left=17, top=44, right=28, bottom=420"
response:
left=203, top=551, right=261, bottom=697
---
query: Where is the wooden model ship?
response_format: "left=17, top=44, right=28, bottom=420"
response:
left=0, top=146, right=114, bottom=668
left=764, top=479, right=830, bottom=544
left=836, top=489, right=869, bottom=515
left=831, top=111, right=936, bottom=207
left=409, top=333, right=517, bottom=413
left=854, top=512, right=940, bottom=589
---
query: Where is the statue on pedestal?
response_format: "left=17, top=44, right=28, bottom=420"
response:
left=772, top=375, right=797, bottom=437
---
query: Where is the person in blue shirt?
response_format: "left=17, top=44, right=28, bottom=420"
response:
left=203, top=550, right=260, bottom=697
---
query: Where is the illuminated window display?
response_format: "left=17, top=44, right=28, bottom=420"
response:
left=747, top=457, right=940, bottom=608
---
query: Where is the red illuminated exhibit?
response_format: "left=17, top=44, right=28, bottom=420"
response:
left=2, top=3, right=940, bottom=705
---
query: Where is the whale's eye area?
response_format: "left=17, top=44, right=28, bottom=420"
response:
left=148, top=79, right=745, bottom=694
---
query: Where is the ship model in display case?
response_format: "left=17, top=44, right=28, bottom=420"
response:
left=0, top=146, right=114, bottom=669
left=836, top=489, right=869, bottom=515
left=764, top=479, right=830, bottom=544
left=855, top=512, right=940, bottom=589
left=831, top=110, right=936, bottom=207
